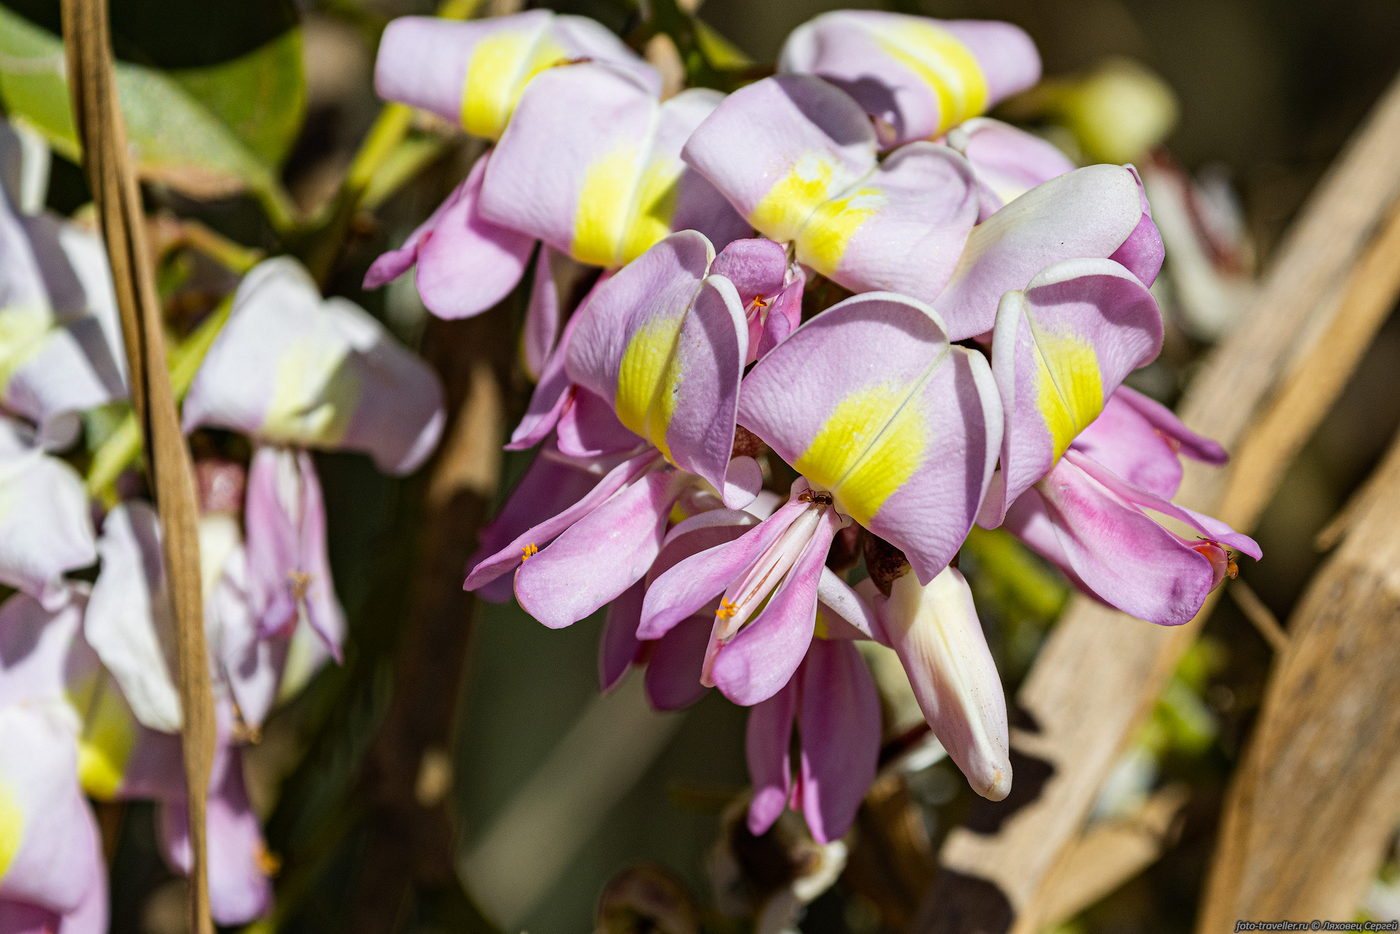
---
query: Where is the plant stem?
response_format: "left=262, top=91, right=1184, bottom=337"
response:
left=85, top=296, right=233, bottom=502
left=300, top=0, right=484, bottom=284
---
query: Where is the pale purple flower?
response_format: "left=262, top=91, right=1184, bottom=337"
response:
left=745, top=637, right=880, bottom=843
left=779, top=10, right=1041, bottom=147
left=1002, top=387, right=1261, bottom=624
left=874, top=565, right=1011, bottom=800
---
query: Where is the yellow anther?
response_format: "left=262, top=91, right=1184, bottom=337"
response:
left=255, top=843, right=283, bottom=878
left=752, top=295, right=769, bottom=309
left=521, top=543, right=540, bottom=561
left=287, top=570, right=312, bottom=601
left=716, top=598, right=738, bottom=620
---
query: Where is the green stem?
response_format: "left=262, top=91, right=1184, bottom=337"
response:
left=85, top=296, right=233, bottom=502
left=300, top=0, right=484, bottom=283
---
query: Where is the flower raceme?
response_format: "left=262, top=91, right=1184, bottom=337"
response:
left=1, top=11, right=1282, bottom=899
left=404, top=6, right=1264, bottom=845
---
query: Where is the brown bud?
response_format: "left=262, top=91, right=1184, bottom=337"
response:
left=863, top=533, right=912, bottom=597
left=731, top=424, right=766, bottom=460
left=595, top=863, right=700, bottom=934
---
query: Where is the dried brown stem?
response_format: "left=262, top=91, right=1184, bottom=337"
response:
left=345, top=312, right=507, bottom=933
left=1197, top=423, right=1400, bottom=929
left=59, top=1, right=214, bottom=930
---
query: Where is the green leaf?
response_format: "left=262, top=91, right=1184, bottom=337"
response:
left=0, top=0, right=302, bottom=224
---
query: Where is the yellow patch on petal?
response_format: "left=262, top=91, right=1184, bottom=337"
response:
left=0, top=780, right=23, bottom=879
left=615, top=314, right=685, bottom=462
left=797, top=186, right=884, bottom=278
left=750, top=154, right=837, bottom=244
left=0, top=304, right=55, bottom=398
left=794, top=382, right=926, bottom=527
left=619, top=157, right=683, bottom=265
left=70, top=674, right=138, bottom=801
left=873, top=21, right=988, bottom=137
left=262, top=339, right=358, bottom=447
left=1030, top=327, right=1104, bottom=461
left=572, top=145, right=643, bottom=267
left=461, top=29, right=568, bottom=140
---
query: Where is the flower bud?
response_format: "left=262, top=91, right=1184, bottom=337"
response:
left=879, top=566, right=1011, bottom=800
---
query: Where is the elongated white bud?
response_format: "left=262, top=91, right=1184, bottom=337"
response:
left=880, top=566, right=1011, bottom=800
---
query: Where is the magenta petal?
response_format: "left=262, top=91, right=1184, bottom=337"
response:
left=1008, top=456, right=1226, bottom=625
left=567, top=230, right=714, bottom=401
left=1067, top=450, right=1260, bottom=559
left=645, top=616, right=712, bottom=711
left=987, top=258, right=1164, bottom=524
left=709, top=507, right=843, bottom=706
left=664, top=276, right=749, bottom=493
left=599, top=582, right=644, bottom=692
left=779, top=12, right=1040, bottom=147
left=481, top=63, right=710, bottom=267
left=465, top=448, right=658, bottom=591
left=470, top=449, right=605, bottom=603
left=947, top=118, right=1075, bottom=216
left=554, top=388, right=642, bottom=459
left=755, top=273, right=805, bottom=360
left=374, top=12, right=657, bottom=139
left=936, top=164, right=1149, bottom=340
left=682, top=75, right=878, bottom=243
left=1095, top=385, right=1228, bottom=465
left=800, top=142, right=979, bottom=301
left=363, top=182, right=456, bottom=290
left=1108, top=167, right=1165, bottom=288
left=711, top=238, right=789, bottom=307
left=796, top=639, right=880, bottom=843
left=738, top=293, right=1002, bottom=583
left=566, top=231, right=749, bottom=494
left=1068, top=387, right=1217, bottom=500
left=244, top=446, right=347, bottom=659
left=514, top=466, right=679, bottom=628
left=639, top=499, right=807, bottom=640
left=415, top=154, right=535, bottom=320
left=507, top=364, right=574, bottom=451
left=745, top=678, right=798, bottom=837
left=650, top=509, right=757, bottom=581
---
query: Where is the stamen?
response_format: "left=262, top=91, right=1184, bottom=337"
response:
left=751, top=294, right=769, bottom=309
left=287, top=570, right=312, bottom=601
left=521, top=543, right=540, bottom=561
left=716, top=598, right=738, bottom=620
left=255, top=844, right=283, bottom=878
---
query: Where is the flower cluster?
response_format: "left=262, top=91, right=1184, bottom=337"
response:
left=368, top=8, right=1260, bottom=844
left=0, top=122, right=445, bottom=928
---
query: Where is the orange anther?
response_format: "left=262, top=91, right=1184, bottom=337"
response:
left=716, top=598, right=738, bottom=620
left=521, top=543, right=540, bottom=561
left=287, top=570, right=312, bottom=601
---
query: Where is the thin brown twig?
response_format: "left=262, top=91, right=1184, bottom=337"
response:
left=59, top=1, right=215, bottom=931
left=1197, top=422, right=1400, bottom=929
left=1227, top=578, right=1289, bottom=653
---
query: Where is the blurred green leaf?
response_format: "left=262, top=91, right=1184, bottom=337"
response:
left=0, top=0, right=302, bottom=224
